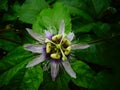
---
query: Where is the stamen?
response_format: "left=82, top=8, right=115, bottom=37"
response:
left=63, top=39, right=71, bottom=45
left=46, top=42, right=51, bottom=53
left=66, top=46, right=71, bottom=51
left=45, top=33, right=72, bottom=61
left=64, top=46, right=71, bottom=55
left=50, top=53, right=60, bottom=59
left=56, top=44, right=61, bottom=49
left=60, top=48, right=67, bottom=61
left=66, top=39, right=71, bottom=45
left=45, top=38, right=56, bottom=45
left=60, top=34, right=66, bottom=44
left=52, top=34, right=62, bottom=41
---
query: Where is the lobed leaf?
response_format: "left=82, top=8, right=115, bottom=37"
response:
left=40, top=71, right=70, bottom=90
left=0, top=47, right=33, bottom=73
left=71, top=60, right=95, bottom=88
left=20, top=66, right=43, bottom=90
left=0, top=58, right=32, bottom=87
left=33, top=2, right=71, bottom=35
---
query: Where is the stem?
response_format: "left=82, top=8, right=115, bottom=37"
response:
left=45, top=38, right=56, bottom=45
left=0, top=36, right=22, bottom=45
left=87, top=34, right=120, bottom=44
left=60, top=34, right=66, bottom=44
left=60, top=47, right=67, bottom=60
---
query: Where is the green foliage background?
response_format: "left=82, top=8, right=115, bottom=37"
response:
left=0, top=0, right=120, bottom=90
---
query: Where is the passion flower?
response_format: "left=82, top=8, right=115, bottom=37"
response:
left=24, top=20, right=89, bottom=81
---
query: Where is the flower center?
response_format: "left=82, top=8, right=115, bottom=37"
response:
left=45, top=34, right=71, bottom=61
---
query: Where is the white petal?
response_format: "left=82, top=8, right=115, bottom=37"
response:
left=62, top=61, right=76, bottom=78
left=26, top=28, right=44, bottom=44
left=24, top=44, right=43, bottom=53
left=72, top=44, right=90, bottom=50
left=58, top=20, right=65, bottom=35
left=51, top=62, right=59, bottom=81
left=26, top=54, right=45, bottom=68
left=67, top=32, right=75, bottom=41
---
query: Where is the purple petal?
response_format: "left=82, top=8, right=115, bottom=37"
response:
left=71, top=44, right=90, bottom=50
left=45, top=30, right=53, bottom=39
left=24, top=44, right=43, bottom=53
left=58, top=20, right=65, bottom=35
left=67, top=32, right=74, bottom=41
left=26, top=28, right=44, bottom=44
left=51, top=62, right=59, bottom=81
left=62, top=61, right=76, bottom=78
left=26, top=54, right=45, bottom=68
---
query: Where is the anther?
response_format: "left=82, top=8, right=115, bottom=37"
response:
left=50, top=53, right=60, bottom=59
left=46, top=42, right=51, bottom=53
left=62, top=55, right=67, bottom=61
left=62, top=39, right=71, bottom=45
left=45, top=38, right=56, bottom=45
left=52, top=34, right=62, bottom=41
left=65, top=39, right=71, bottom=45
left=64, top=46, right=71, bottom=55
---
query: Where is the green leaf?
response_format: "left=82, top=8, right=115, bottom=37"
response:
left=0, top=38, right=19, bottom=51
left=66, top=6, right=93, bottom=21
left=52, top=3, right=71, bottom=34
left=40, top=71, right=70, bottom=90
left=57, top=0, right=87, bottom=11
left=0, top=57, right=32, bottom=87
left=0, top=31, right=21, bottom=51
left=19, top=0, right=48, bottom=24
left=71, top=60, right=95, bottom=88
left=93, top=22, right=111, bottom=37
left=4, top=0, right=49, bottom=23
left=33, top=2, right=71, bottom=35
left=1, top=66, right=43, bottom=90
left=1, top=69, right=25, bottom=90
left=74, top=44, right=105, bottom=65
left=58, top=0, right=93, bottom=21
left=0, top=0, right=8, bottom=11
left=20, top=66, right=43, bottom=90
left=75, top=34, right=93, bottom=43
left=0, top=47, right=33, bottom=73
left=75, top=23, right=95, bottom=33
left=92, top=0, right=111, bottom=14
left=3, top=1, right=21, bottom=21
left=33, top=8, right=54, bottom=35
left=90, top=71, right=114, bottom=90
